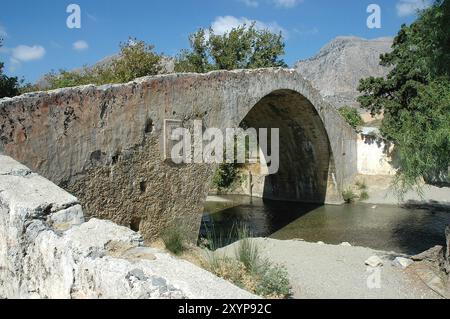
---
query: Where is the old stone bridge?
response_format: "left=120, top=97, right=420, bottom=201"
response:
left=0, top=68, right=357, bottom=241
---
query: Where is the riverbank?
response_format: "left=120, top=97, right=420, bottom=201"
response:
left=357, top=175, right=450, bottom=206
left=218, top=238, right=445, bottom=299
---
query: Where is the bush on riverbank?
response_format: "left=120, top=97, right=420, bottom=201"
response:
left=343, top=188, right=358, bottom=203
left=343, top=180, right=371, bottom=203
left=161, top=224, right=186, bottom=255
left=359, top=190, right=370, bottom=201
left=339, top=106, right=364, bottom=130
left=201, top=225, right=291, bottom=299
left=212, top=164, right=239, bottom=190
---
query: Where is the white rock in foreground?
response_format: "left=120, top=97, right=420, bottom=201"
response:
left=340, top=242, right=352, bottom=247
left=365, top=256, right=384, bottom=268
left=392, top=257, right=414, bottom=270
left=0, top=155, right=257, bottom=299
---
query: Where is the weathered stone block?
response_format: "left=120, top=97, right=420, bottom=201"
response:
left=0, top=156, right=257, bottom=299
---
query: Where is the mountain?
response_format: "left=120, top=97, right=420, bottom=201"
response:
left=294, top=36, right=393, bottom=109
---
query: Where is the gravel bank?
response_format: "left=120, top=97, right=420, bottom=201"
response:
left=219, top=238, right=442, bottom=299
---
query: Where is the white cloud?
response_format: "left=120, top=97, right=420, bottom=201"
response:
left=396, top=0, right=431, bottom=17
left=239, top=0, right=259, bottom=7
left=273, top=0, right=303, bottom=8
left=73, top=40, right=89, bottom=51
left=11, top=45, right=46, bottom=62
left=238, top=0, right=303, bottom=8
left=211, top=16, right=287, bottom=37
left=293, top=26, right=319, bottom=36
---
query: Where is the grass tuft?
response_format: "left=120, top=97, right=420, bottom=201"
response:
left=161, top=223, right=185, bottom=255
left=201, top=224, right=291, bottom=299
left=359, top=190, right=370, bottom=201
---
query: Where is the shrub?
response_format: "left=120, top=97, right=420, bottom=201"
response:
left=0, top=39, right=21, bottom=98
left=201, top=224, right=291, bottom=299
left=161, top=224, right=185, bottom=255
left=203, top=253, right=257, bottom=289
left=359, top=190, right=370, bottom=201
left=355, top=180, right=368, bottom=190
left=212, top=163, right=239, bottom=190
left=43, top=37, right=162, bottom=90
left=339, top=106, right=364, bottom=130
left=255, top=261, right=291, bottom=299
left=235, top=235, right=260, bottom=272
left=342, top=188, right=358, bottom=203
left=202, top=249, right=291, bottom=299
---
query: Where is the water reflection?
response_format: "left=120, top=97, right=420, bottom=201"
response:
left=200, top=195, right=450, bottom=254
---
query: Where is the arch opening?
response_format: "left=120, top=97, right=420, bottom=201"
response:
left=239, top=89, right=334, bottom=204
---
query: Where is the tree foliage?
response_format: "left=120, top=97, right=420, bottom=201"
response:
left=338, top=106, right=364, bottom=130
left=358, top=0, right=450, bottom=192
left=175, top=23, right=287, bottom=73
left=0, top=39, right=21, bottom=98
left=43, top=38, right=162, bottom=90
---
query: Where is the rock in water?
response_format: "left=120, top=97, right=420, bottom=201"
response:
left=294, top=36, right=392, bottom=110
left=365, top=256, right=383, bottom=267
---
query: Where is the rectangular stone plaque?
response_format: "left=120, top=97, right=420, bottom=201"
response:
left=163, top=119, right=183, bottom=161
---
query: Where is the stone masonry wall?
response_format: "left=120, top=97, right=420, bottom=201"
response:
left=0, top=155, right=256, bottom=299
left=0, top=68, right=357, bottom=242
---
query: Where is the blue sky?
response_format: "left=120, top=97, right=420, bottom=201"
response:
left=0, top=0, right=430, bottom=83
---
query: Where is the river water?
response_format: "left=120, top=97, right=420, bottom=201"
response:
left=200, top=195, right=450, bottom=255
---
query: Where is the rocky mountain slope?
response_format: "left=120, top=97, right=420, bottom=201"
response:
left=294, top=36, right=393, bottom=109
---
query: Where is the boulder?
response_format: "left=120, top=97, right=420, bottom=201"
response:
left=365, top=256, right=383, bottom=268
left=392, top=257, right=414, bottom=270
left=0, top=155, right=257, bottom=299
left=340, top=242, right=352, bottom=247
left=411, top=246, right=444, bottom=262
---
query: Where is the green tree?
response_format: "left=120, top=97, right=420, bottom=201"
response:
left=338, top=106, right=364, bottom=130
left=44, top=37, right=162, bottom=90
left=43, top=68, right=97, bottom=89
left=109, top=38, right=162, bottom=83
left=175, top=23, right=287, bottom=73
left=358, top=0, right=450, bottom=193
left=175, top=29, right=211, bottom=73
left=176, top=24, right=287, bottom=189
left=0, top=39, right=21, bottom=98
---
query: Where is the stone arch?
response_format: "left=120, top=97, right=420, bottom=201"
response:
left=233, top=89, right=335, bottom=203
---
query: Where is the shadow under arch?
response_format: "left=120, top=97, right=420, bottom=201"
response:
left=239, top=89, right=335, bottom=204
